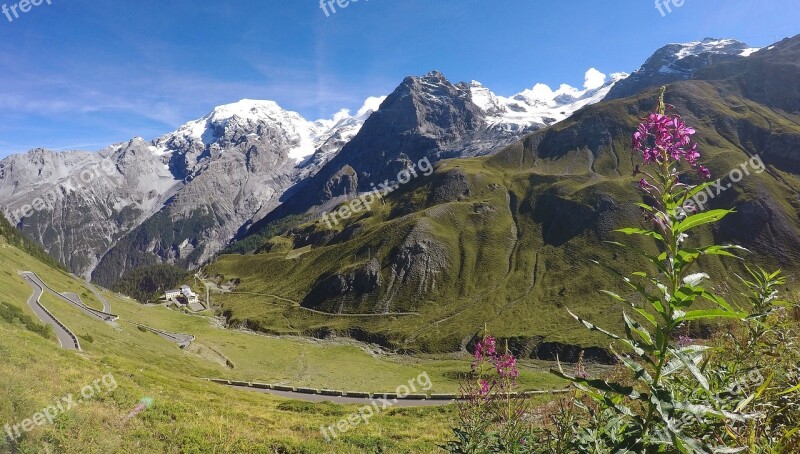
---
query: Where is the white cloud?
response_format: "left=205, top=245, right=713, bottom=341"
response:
left=583, top=68, right=607, bottom=90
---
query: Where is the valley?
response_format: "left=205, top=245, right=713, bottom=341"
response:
left=1, top=4, right=799, bottom=448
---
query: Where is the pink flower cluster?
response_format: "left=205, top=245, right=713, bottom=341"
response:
left=474, top=336, right=496, bottom=361
left=473, top=336, right=520, bottom=380
left=633, top=113, right=710, bottom=179
left=496, top=354, right=519, bottom=379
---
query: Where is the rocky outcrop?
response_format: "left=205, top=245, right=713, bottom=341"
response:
left=607, top=38, right=753, bottom=100
left=381, top=220, right=451, bottom=308
left=427, top=170, right=472, bottom=205
left=302, top=258, right=383, bottom=312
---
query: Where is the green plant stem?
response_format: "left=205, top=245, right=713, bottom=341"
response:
left=643, top=143, right=682, bottom=439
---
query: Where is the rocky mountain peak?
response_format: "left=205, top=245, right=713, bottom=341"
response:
left=606, top=38, right=758, bottom=100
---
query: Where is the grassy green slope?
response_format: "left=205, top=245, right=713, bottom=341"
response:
left=0, top=235, right=465, bottom=452
left=0, top=229, right=571, bottom=452
left=206, top=81, right=800, bottom=356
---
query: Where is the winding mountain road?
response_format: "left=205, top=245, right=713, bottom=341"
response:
left=83, top=280, right=112, bottom=313
left=226, top=384, right=455, bottom=407
left=123, top=320, right=195, bottom=347
left=21, top=272, right=118, bottom=322
left=20, top=273, right=81, bottom=351
left=18, top=271, right=193, bottom=350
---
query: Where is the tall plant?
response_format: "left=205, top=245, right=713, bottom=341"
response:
left=551, top=87, right=750, bottom=452
left=445, top=335, right=529, bottom=453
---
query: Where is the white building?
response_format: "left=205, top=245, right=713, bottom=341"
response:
left=165, top=289, right=181, bottom=300
left=180, top=285, right=199, bottom=304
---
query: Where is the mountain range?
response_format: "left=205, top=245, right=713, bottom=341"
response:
left=1, top=35, right=793, bottom=336
left=1, top=57, right=638, bottom=284
left=203, top=35, right=800, bottom=356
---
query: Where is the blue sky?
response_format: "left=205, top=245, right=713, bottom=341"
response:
left=0, top=0, right=797, bottom=158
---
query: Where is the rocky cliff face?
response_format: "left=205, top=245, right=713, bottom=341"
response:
left=0, top=144, right=178, bottom=273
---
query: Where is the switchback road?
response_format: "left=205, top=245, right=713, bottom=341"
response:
left=20, top=272, right=81, bottom=351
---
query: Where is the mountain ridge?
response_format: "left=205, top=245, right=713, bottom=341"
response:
left=204, top=34, right=800, bottom=356
left=0, top=37, right=765, bottom=287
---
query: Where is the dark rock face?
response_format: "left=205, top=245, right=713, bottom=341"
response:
left=532, top=342, right=615, bottom=365
left=465, top=335, right=616, bottom=365
left=289, top=225, right=336, bottom=249
left=322, top=166, right=359, bottom=201
left=302, top=258, right=382, bottom=312
left=531, top=194, right=624, bottom=247
left=427, top=170, right=472, bottom=205
left=533, top=194, right=596, bottom=247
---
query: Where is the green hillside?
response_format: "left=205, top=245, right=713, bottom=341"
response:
left=1, top=233, right=460, bottom=452
left=205, top=81, right=800, bottom=356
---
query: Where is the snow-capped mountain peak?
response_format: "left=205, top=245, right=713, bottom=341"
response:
left=153, top=97, right=385, bottom=163
left=671, top=38, right=760, bottom=59
left=469, top=68, right=629, bottom=131
left=605, top=37, right=757, bottom=100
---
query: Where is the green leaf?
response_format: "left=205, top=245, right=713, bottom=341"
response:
left=615, top=227, right=665, bottom=242
left=673, top=349, right=709, bottom=391
left=605, top=240, right=668, bottom=274
left=675, top=309, right=746, bottom=323
left=611, top=345, right=653, bottom=383
left=673, top=285, right=705, bottom=309
left=736, top=373, right=774, bottom=412
left=701, top=291, right=739, bottom=313
left=567, top=309, right=621, bottom=341
left=693, top=244, right=748, bottom=259
left=592, top=261, right=667, bottom=315
left=623, top=311, right=654, bottom=347
left=677, top=181, right=717, bottom=207
left=636, top=202, right=656, bottom=213
left=550, top=368, right=641, bottom=400
left=673, top=209, right=734, bottom=235
left=599, top=290, right=657, bottom=326
left=778, top=381, right=800, bottom=396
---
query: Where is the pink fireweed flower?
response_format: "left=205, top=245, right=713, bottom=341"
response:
left=496, top=354, right=519, bottom=379
left=672, top=117, right=695, bottom=145
left=474, top=336, right=497, bottom=361
left=639, top=178, right=658, bottom=192
left=478, top=379, right=491, bottom=396
left=684, top=144, right=700, bottom=167
left=632, top=113, right=702, bottom=169
left=698, top=165, right=711, bottom=179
